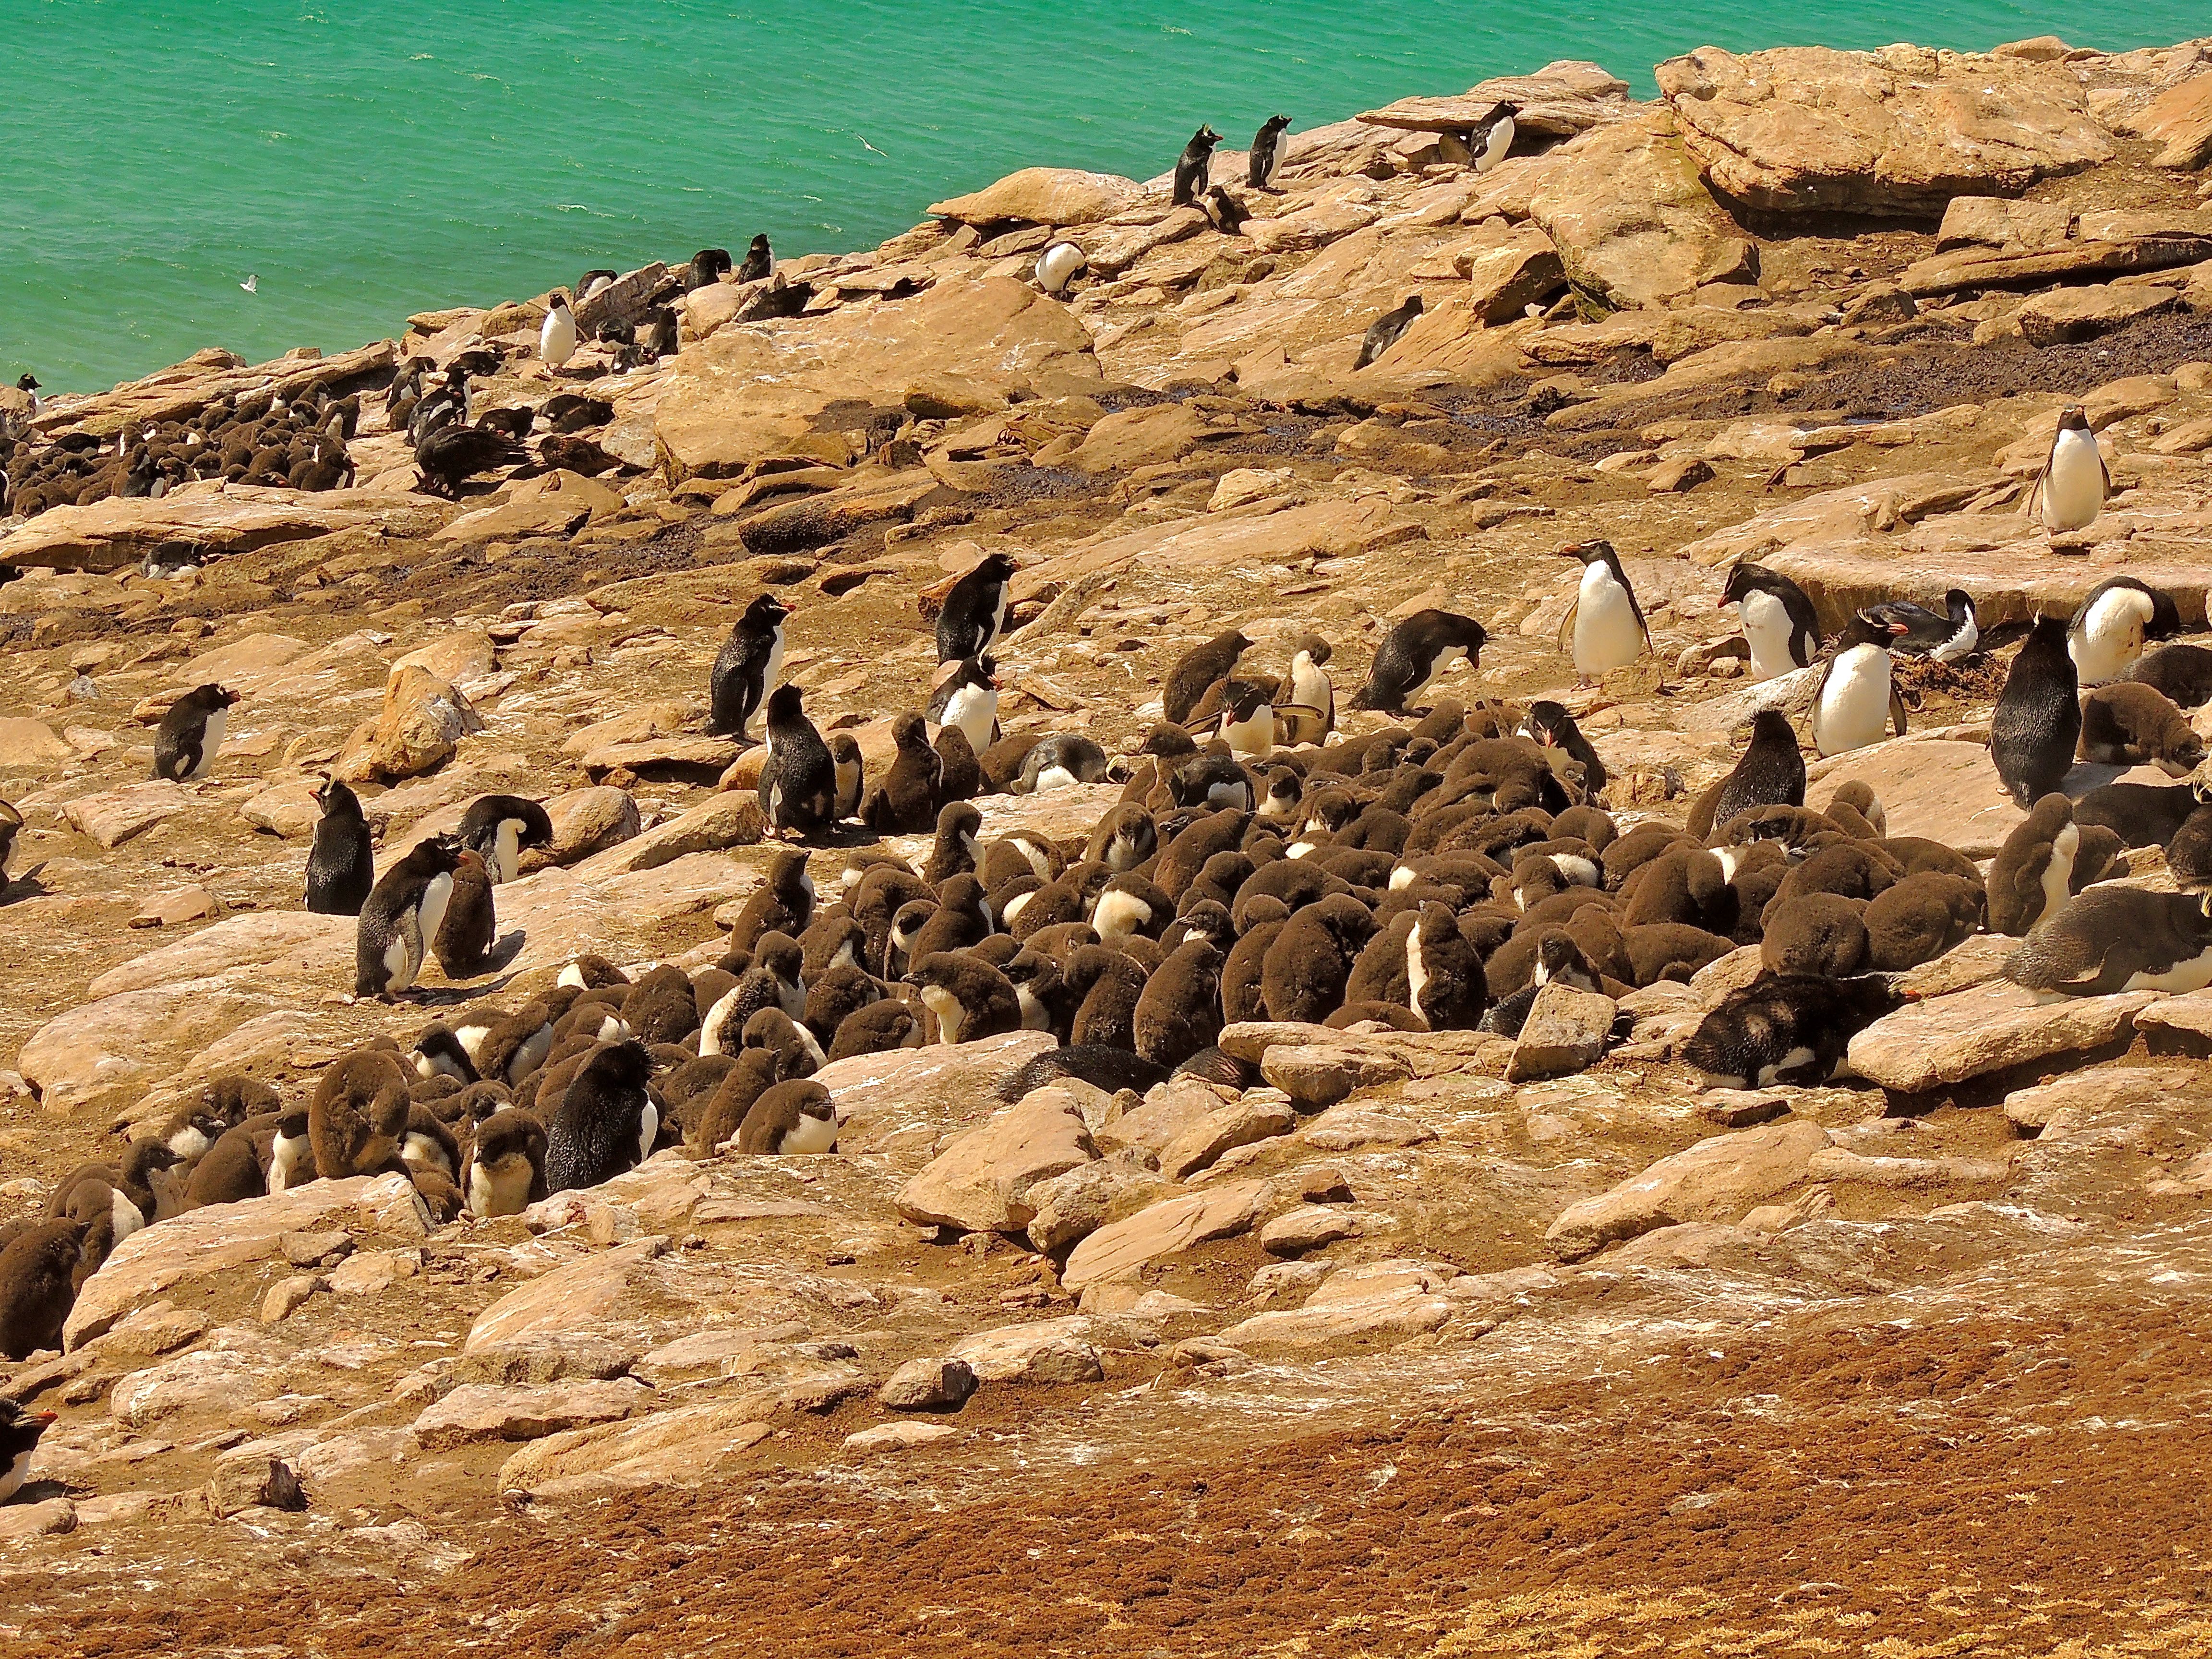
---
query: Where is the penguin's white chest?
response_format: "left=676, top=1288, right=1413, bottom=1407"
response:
left=469, top=1154, right=534, bottom=1218
left=1737, top=591, right=1800, bottom=682
left=2069, top=592, right=2148, bottom=686
left=1813, top=644, right=1893, bottom=757
left=2042, top=428, right=2104, bottom=532
left=185, top=707, right=227, bottom=779
left=942, top=684, right=997, bottom=753
left=2, top=1449, right=32, bottom=1504
left=2128, top=946, right=2212, bottom=995
left=414, top=872, right=454, bottom=962
left=493, top=819, right=521, bottom=885
left=919, top=984, right=964, bottom=1045
left=1093, top=889, right=1151, bottom=940
left=1036, top=242, right=1085, bottom=295
left=1574, top=564, right=1643, bottom=675
left=1476, top=114, right=1515, bottom=172
left=700, top=985, right=743, bottom=1057
left=1934, top=613, right=1978, bottom=664
left=269, top=1131, right=311, bottom=1193
left=1405, top=927, right=1431, bottom=1021
left=2039, top=821, right=2080, bottom=924
left=1221, top=704, right=1273, bottom=759
left=761, top=625, right=785, bottom=704
left=779, top=1109, right=839, bottom=1155
left=1408, top=645, right=1466, bottom=702
left=540, top=307, right=577, bottom=368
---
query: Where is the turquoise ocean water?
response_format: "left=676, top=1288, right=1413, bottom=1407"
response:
left=4, top=0, right=2203, bottom=392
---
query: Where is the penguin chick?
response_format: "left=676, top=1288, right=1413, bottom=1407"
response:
left=432, top=848, right=497, bottom=980
left=863, top=713, right=943, bottom=835
left=923, top=801, right=984, bottom=887
left=735, top=1079, right=839, bottom=1155
left=906, top=952, right=1022, bottom=1045
left=1130, top=938, right=1223, bottom=1069
left=726, top=847, right=817, bottom=955
left=0, top=1222, right=83, bottom=1361
left=1162, top=630, right=1250, bottom=726
left=1683, top=973, right=1902, bottom=1088
left=2010, top=887, right=2212, bottom=996
left=2079, top=682, right=2204, bottom=777
left=1863, top=872, right=1984, bottom=972
left=309, top=1050, right=412, bottom=1179
left=1758, top=891, right=1870, bottom=978
left=1084, top=804, right=1157, bottom=873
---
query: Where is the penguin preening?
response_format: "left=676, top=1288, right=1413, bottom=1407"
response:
left=1866, top=589, right=1979, bottom=663
left=1351, top=610, right=1486, bottom=713
left=935, top=552, right=1017, bottom=663
left=457, top=793, right=553, bottom=884
left=2029, top=404, right=2108, bottom=534
left=1559, top=540, right=1653, bottom=685
left=540, top=291, right=578, bottom=370
left=305, top=776, right=375, bottom=915
left=153, top=683, right=237, bottom=782
left=1249, top=113, right=1292, bottom=190
left=1720, top=563, right=1821, bottom=682
left=1809, top=612, right=1909, bottom=758
left=355, top=835, right=463, bottom=999
left=708, top=592, right=792, bottom=740
left=1035, top=240, right=1087, bottom=296
left=1991, top=615, right=2082, bottom=809
left=2068, top=577, right=2178, bottom=687
left=1354, top=294, right=1424, bottom=371
left=1683, top=973, right=1903, bottom=1088
left=756, top=684, right=839, bottom=838
left=1172, top=125, right=1223, bottom=207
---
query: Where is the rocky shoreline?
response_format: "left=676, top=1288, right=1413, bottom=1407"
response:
left=3, top=33, right=2212, bottom=1656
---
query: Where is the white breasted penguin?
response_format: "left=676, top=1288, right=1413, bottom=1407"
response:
left=1354, top=294, right=1423, bottom=370
left=457, top=793, right=553, bottom=884
left=906, top=951, right=1022, bottom=1045
left=737, top=233, right=774, bottom=283
left=1281, top=634, right=1335, bottom=745
left=1017, top=733, right=1110, bottom=792
left=756, top=684, right=839, bottom=838
left=1720, top=563, right=1821, bottom=682
left=936, top=552, right=1018, bottom=662
left=462, top=1108, right=548, bottom=1216
left=354, top=834, right=463, bottom=999
left=1472, top=101, right=1518, bottom=173
left=1988, top=793, right=2122, bottom=936
left=735, top=1078, right=839, bottom=1154
left=1249, top=113, right=1292, bottom=189
left=1991, top=615, right=2082, bottom=809
left=1199, top=185, right=1249, bottom=235
left=539, top=290, right=578, bottom=369
left=929, top=654, right=1000, bottom=754
left=543, top=1039, right=658, bottom=1192
left=1559, top=540, right=1653, bottom=685
left=1350, top=610, right=1486, bottom=713
left=2010, top=887, right=2212, bottom=997
left=1522, top=699, right=1609, bottom=799
left=1034, top=240, right=1087, bottom=296
left=1196, top=678, right=1275, bottom=759
left=707, top=592, right=792, bottom=740
left=1171, top=124, right=1223, bottom=207
left=829, top=733, right=865, bottom=820
left=1810, top=611, right=1910, bottom=758
left=1865, top=589, right=1978, bottom=662
left=304, top=776, right=375, bottom=915
left=2067, top=576, right=2178, bottom=687
left=1, top=1398, right=58, bottom=1503
left=2030, top=403, right=2107, bottom=534
left=153, top=683, right=237, bottom=782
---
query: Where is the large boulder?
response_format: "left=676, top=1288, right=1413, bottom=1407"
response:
left=928, top=168, right=1148, bottom=228
left=894, top=1085, right=1100, bottom=1235
left=2118, top=72, right=2212, bottom=171
left=0, top=484, right=444, bottom=575
left=1657, top=44, right=2112, bottom=215
left=333, top=664, right=485, bottom=785
left=1543, top=1121, right=1829, bottom=1261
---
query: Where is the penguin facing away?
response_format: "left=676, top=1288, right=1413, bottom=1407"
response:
left=433, top=847, right=498, bottom=979
left=0, top=1222, right=82, bottom=1362
left=1558, top=541, right=1652, bottom=684
left=355, top=836, right=463, bottom=999
left=304, top=776, right=375, bottom=915
left=1035, top=240, right=1087, bottom=296
left=737, top=234, right=774, bottom=283
left=1711, top=709, right=1806, bottom=828
left=544, top=1040, right=659, bottom=1192
left=756, top=684, right=839, bottom=838
left=1354, top=294, right=1424, bottom=370
left=1991, top=615, right=2083, bottom=809
left=2029, top=404, right=2108, bottom=534
left=708, top=592, right=792, bottom=740
left=935, top=552, right=1018, bottom=663
left=154, top=683, right=237, bottom=782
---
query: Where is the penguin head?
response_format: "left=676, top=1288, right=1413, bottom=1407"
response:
left=416, top=833, right=467, bottom=875
left=1559, top=538, right=1618, bottom=569
left=15, top=375, right=39, bottom=393
left=1842, top=610, right=1908, bottom=649
left=549, top=290, right=574, bottom=313
left=1522, top=700, right=1575, bottom=747
left=764, top=683, right=806, bottom=725
left=1720, top=561, right=1772, bottom=609
left=2056, top=404, right=2090, bottom=433
left=741, top=591, right=792, bottom=630
left=1194, top=125, right=1222, bottom=146
left=1944, top=589, right=1976, bottom=621
left=1141, top=722, right=1198, bottom=759
left=1294, top=632, right=1332, bottom=667
left=973, top=551, right=1019, bottom=585
left=1747, top=708, right=1800, bottom=749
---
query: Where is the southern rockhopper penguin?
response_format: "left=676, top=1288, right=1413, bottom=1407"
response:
left=756, top=684, right=839, bottom=838
left=153, top=682, right=236, bottom=782
left=1, top=1397, right=58, bottom=1502
left=304, top=776, right=375, bottom=915
left=355, top=835, right=463, bottom=999
left=707, top=592, right=791, bottom=740
left=1991, top=615, right=2082, bottom=809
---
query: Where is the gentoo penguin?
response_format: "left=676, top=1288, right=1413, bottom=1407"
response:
left=1034, top=240, right=1087, bottom=296
left=1710, top=709, right=1805, bottom=830
left=1720, top=563, right=1821, bottom=682
left=707, top=592, right=792, bottom=740
left=2029, top=404, right=2108, bottom=534
left=0, top=1222, right=81, bottom=1361
left=1351, top=610, right=1486, bottom=712
left=828, top=733, right=865, bottom=821
left=737, top=234, right=774, bottom=283
left=461, top=1109, right=548, bottom=1217
left=308, top=1050, right=410, bottom=1178
left=2067, top=577, right=2178, bottom=687
left=2009, top=888, right=2212, bottom=997
left=1522, top=700, right=1608, bottom=800
left=1988, top=794, right=2122, bottom=936
left=304, top=776, right=375, bottom=915
left=544, top=1040, right=659, bottom=1192
left=1162, top=630, right=1250, bottom=724
left=1017, top=733, right=1110, bottom=793
left=153, top=683, right=237, bottom=781
left=735, top=1079, right=838, bottom=1155
left=2129, top=643, right=2212, bottom=709
left=1472, top=101, right=1518, bottom=172
left=1810, top=612, right=1909, bottom=758
left=1279, top=635, right=1335, bottom=745
left=539, top=290, right=578, bottom=369
left=1171, top=124, right=1223, bottom=206
left=727, top=848, right=817, bottom=954
left=1558, top=540, right=1652, bottom=685
left=1, top=1398, right=57, bottom=1503
left=433, top=848, right=497, bottom=979
left=756, top=684, right=838, bottom=838
left=1865, top=589, right=1979, bottom=663
left=1249, top=113, right=1292, bottom=189
left=929, top=655, right=1000, bottom=754
left=355, top=836, right=462, bottom=999
left=457, top=793, right=554, bottom=884
left=907, top=952, right=1022, bottom=1045
left=1354, top=294, right=1423, bottom=371
left=936, top=552, right=1018, bottom=662
left=2079, top=682, right=2205, bottom=776
left=1683, top=973, right=1902, bottom=1088
left=864, top=713, right=943, bottom=834
left=1991, top=615, right=2082, bottom=808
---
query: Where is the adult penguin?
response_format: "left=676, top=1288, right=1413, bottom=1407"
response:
left=539, top=290, right=578, bottom=370
left=935, top=552, right=1018, bottom=663
left=1558, top=540, right=1652, bottom=685
left=457, top=793, right=553, bottom=884
left=1720, top=563, right=1820, bottom=682
left=757, top=684, right=838, bottom=838
left=355, top=835, right=463, bottom=999
left=1, top=1397, right=58, bottom=1502
left=1354, top=295, right=1423, bottom=370
left=1810, top=612, right=1910, bottom=758
left=2068, top=576, right=2178, bottom=687
left=707, top=592, right=792, bottom=740
left=1708, top=709, right=1806, bottom=829
left=2029, top=404, right=2107, bottom=534
left=928, top=655, right=999, bottom=754
left=1248, top=113, right=1292, bottom=189
left=304, top=776, right=375, bottom=915
left=1991, top=615, right=2082, bottom=809
left=1350, top=610, right=1486, bottom=713
left=153, top=683, right=237, bottom=781
left=737, top=234, right=774, bottom=283
left=1034, top=241, right=1087, bottom=296
left=1865, top=589, right=1979, bottom=663
left=543, top=1039, right=658, bottom=1192
left=1171, top=125, right=1223, bottom=207
left=1472, top=102, right=1519, bottom=173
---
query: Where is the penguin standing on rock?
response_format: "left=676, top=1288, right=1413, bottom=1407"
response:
left=305, top=777, right=375, bottom=915
left=1684, top=974, right=1902, bottom=1088
left=1354, top=295, right=1423, bottom=370
left=355, top=835, right=463, bottom=999
left=457, top=793, right=553, bottom=884
left=1720, top=563, right=1821, bottom=682
left=1035, top=240, right=1087, bottom=296
left=1172, top=125, right=1223, bottom=206
left=309, top=1051, right=410, bottom=1179
left=2029, top=404, right=2108, bottom=534
left=1810, top=612, right=1909, bottom=758
left=736, top=1079, right=838, bottom=1155
left=936, top=552, right=1018, bottom=662
left=433, top=848, right=498, bottom=979
left=1992, top=615, right=2082, bottom=809
left=1472, top=102, right=1518, bottom=172
left=929, top=655, right=999, bottom=754
left=757, top=685, right=839, bottom=838
left=1710, top=709, right=1806, bottom=828
left=737, top=234, right=774, bottom=283
left=707, top=593, right=791, bottom=740
left=539, top=290, right=578, bottom=370
left=154, top=683, right=237, bottom=781
left=544, top=1040, right=658, bottom=1192
left=1559, top=540, right=1652, bottom=685
left=1351, top=611, right=1486, bottom=713
left=2067, top=576, right=2178, bottom=687
left=1, top=1398, right=58, bottom=1502
left=1249, top=113, right=1292, bottom=189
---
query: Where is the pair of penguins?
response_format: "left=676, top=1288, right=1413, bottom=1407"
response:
left=303, top=787, right=555, bottom=999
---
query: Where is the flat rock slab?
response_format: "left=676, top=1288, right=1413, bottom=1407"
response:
left=1544, top=1120, right=1829, bottom=1261
left=0, top=485, right=446, bottom=574
left=1806, top=739, right=2169, bottom=859
left=1847, top=980, right=2156, bottom=1094
left=895, top=1085, right=1099, bottom=1235
left=818, top=1030, right=1058, bottom=1146
left=1215, top=1285, right=1454, bottom=1352
left=412, top=1379, right=650, bottom=1450
left=1061, top=1181, right=1271, bottom=1293
left=62, top=782, right=190, bottom=849
left=465, top=1238, right=672, bottom=1353
left=496, top=1399, right=775, bottom=1499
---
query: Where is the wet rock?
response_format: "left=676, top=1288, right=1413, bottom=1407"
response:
left=1505, top=985, right=1617, bottom=1082
left=1543, top=1120, right=1829, bottom=1261
left=895, top=1085, right=1100, bottom=1235
left=1847, top=981, right=2156, bottom=1094
left=411, top=1379, right=650, bottom=1450
left=878, top=1357, right=979, bottom=1411
left=333, top=665, right=485, bottom=786
left=948, top=1317, right=1105, bottom=1386
left=1060, top=1181, right=1270, bottom=1292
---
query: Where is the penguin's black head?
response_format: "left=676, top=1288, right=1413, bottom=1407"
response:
left=1195, top=125, right=1222, bottom=145
left=2056, top=404, right=2090, bottom=433
left=1523, top=700, right=1574, bottom=745
left=419, top=833, right=467, bottom=873
left=1944, top=589, right=1975, bottom=618
left=1535, top=930, right=1584, bottom=976
left=975, top=551, right=1018, bottom=583
left=765, top=683, right=806, bottom=723
left=600, top=1038, right=654, bottom=1090
left=0, top=1398, right=57, bottom=1455
left=749, top=234, right=771, bottom=254
left=1559, top=538, right=1616, bottom=567
left=742, top=591, right=792, bottom=629
left=1748, top=708, right=1799, bottom=747
left=549, top=289, right=573, bottom=311
left=1720, top=561, right=1768, bottom=608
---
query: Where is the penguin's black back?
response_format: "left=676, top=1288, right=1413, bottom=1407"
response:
left=1991, top=617, right=2082, bottom=809
left=306, top=782, right=374, bottom=915
left=544, top=1042, right=653, bottom=1193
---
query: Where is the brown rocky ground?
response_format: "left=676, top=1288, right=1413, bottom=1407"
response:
left=5, top=33, right=2212, bottom=1656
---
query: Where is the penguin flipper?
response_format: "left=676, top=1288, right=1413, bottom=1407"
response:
left=1555, top=595, right=1580, bottom=657
left=1890, top=684, right=1909, bottom=739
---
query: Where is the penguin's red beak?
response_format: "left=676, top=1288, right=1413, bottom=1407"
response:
left=32, top=1411, right=56, bottom=1427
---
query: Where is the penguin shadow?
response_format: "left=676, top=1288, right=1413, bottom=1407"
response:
left=0, top=863, right=49, bottom=906
left=9, top=1476, right=68, bottom=1505
left=2059, top=760, right=2133, bottom=797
